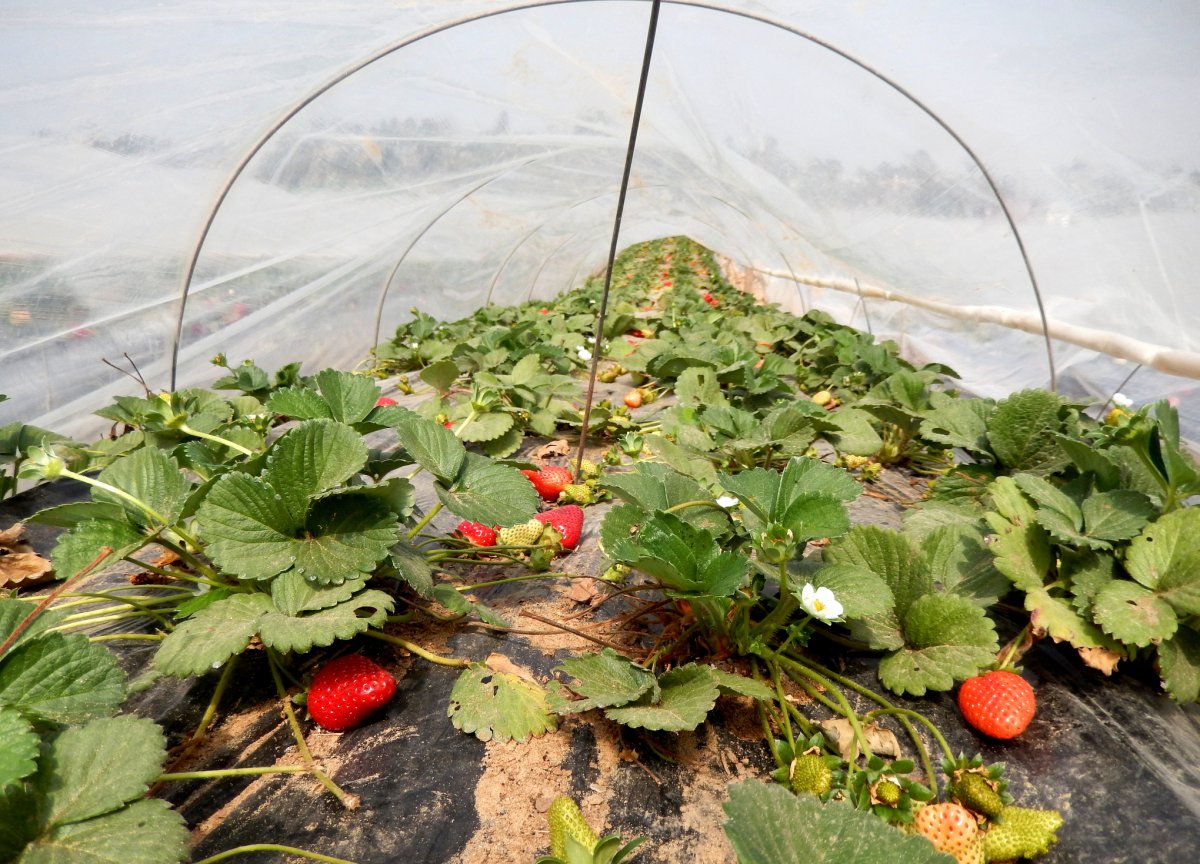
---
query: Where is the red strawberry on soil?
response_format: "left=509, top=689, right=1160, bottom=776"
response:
left=307, top=655, right=397, bottom=731
left=454, top=521, right=497, bottom=547
left=534, top=504, right=584, bottom=550
left=520, top=466, right=573, bottom=501
left=957, top=669, right=1036, bottom=740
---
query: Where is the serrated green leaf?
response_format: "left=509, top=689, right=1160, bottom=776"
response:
left=0, top=706, right=38, bottom=791
left=920, top=524, right=1009, bottom=606
left=310, top=369, right=378, bottom=425
left=341, top=477, right=416, bottom=521
left=1092, top=580, right=1177, bottom=647
left=641, top=434, right=720, bottom=489
left=152, top=593, right=274, bottom=678
left=1126, top=508, right=1200, bottom=616
left=601, top=463, right=729, bottom=535
left=878, top=594, right=998, bottom=695
left=675, top=366, right=727, bottom=409
left=390, top=414, right=466, bottom=486
left=1057, top=435, right=1121, bottom=489
left=447, top=663, right=557, bottom=742
left=604, top=664, right=719, bottom=731
left=390, top=538, right=434, bottom=598
left=723, top=780, right=954, bottom=864
left=554, top=648, right=658, bottom=712
left=265, top=386, right=332, bottom=420
left=257, top=589, right=392, bottom=654
left=1158, top=628, right=1200, bottom=703
left=0, top=633, right=125, bottom=724
left=919, top=398, right=992, bottom=453
left=987, top=389, right=1068, bottom=474
left=261, top=420, right=368, bottom=522
left=91, top=446, right=191, bottom=530
left=779, top=457, right=862, bottom=503
left=1081, top=490, right=1155, bottom=542
left=457, top=412, right=514, bottom=443
left=270, top=571, right=367, bottom=616
left=38, top=715, right=166, bottom=826
left=816, top=408, right=883, bottom=456
left=51, top=519, right=146, bottom=583
left=419, top=359, right=461, bottom=393
left=0, top=599, right=68, bottom=653
left=288, top=494, right=401, bottom=585
left=18, top=798, right=188, bottom=864
left=598, top=503, right=644, bottom=557
left=1023, top=586, right=1119, bottom=653
left=824, top=525, right=929, bottom=618
left=482, top=424, right=525, bottom=459
left=707, top=667, right=774, bottom=701
left=24, top=501, right=127, bottom=529
left=778, top=493, right=851, bottom=544
left=807, top=564, right=894, bottom=620
left=436, top=453, right=538, bottom=526
left=611, top=511, right=746, bottom=597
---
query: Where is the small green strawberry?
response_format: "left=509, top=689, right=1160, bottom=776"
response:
left=952, top=771, right=1004, bottom=819
left=548, top=795, right=598, bottom=859
left=789, top=753, right=833, bottom=796
left=983, top=805, right=1063, bottom=861
left=874, top=777, right=903, bottom=807
left=578, top=459, right=602, bottom=480
left=497, top=519, right=545, bottom=547
left=558, top=483, right=594, bottom=505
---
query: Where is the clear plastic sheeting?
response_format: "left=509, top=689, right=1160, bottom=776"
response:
left=2, top=0, right=1198, bottom=439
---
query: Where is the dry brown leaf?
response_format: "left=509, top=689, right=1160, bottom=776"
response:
left=1077, top=646, right=1121, bottom=676
left=817, top=718, right=902, bottom=762
left=529, top=439, right=570, bottom=462
left=0, top=523, right=54, bottom=590
left=565, top=577, right=601, bottom=605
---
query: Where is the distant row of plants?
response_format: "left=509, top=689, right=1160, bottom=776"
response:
left=1, top=236, right=1195, bottom=864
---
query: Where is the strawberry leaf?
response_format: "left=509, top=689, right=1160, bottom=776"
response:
left=920, top=524, right=1008, bottom=607
left=389, top=412, right=465, bottom=486
left=723, top=780, right=953, bottom=864
left=153, top=593, right=274, bottom=678
left=813, top=407, right=883, bottom=456
left=261, top=420, right=368, bottom=520
left=986, top=389, right=1069, bottom=474
left=1158, top=627, right=1200, bottom=703
left=824, top=525, right=930, bottom=618
left=20, top=798, right=187, bottom=864
left=600, top=463, right=729, bottom=534
left=1125, top=508, right=1200, bottom=616
left=50, top=519, right=147, bottom=583
left=311, top=368, right=378, bottom=424
left=0, top=632, right=126, bottom=724
left=447, top=663, right=557, bottom=742
left=1, top=598, right=68, bottom=652
left=1080, top=490, right=1155, bottom=542
left=432, top=584, right=510, bottom=627
left=919, top=397, right=993, bottom=454
left=707, top=667, right=774, bottom=701
left=807, top=564, right=894, bottom=620
left=265, top=386, right=333, bottom=420
left=419, top=359, right=462, bottom=393
left=0, top=707, right=37, bottom=792
left=457, top=411, right=514, bottom=444
left=257, top=589, right=393, bottom=654
left=603, top=664, right=720, bottom=732
left=436, top=453, right=538, bottom=526
left=877, top=593, right=998, bottom=695
left=1092, top=580, right=1178, bottom=647
left=552, top=648, right=658, bottom=713
left=270, top=571, right=367, bottom=615
left=89, top=446, right=191, bottom=529
left=610, top=511, right=747, bottom=597
left=1023, top=586, right=1120, bottom=654
left=482, top=424, right=525, bottom=459
left=389, top=538, right=434, bottom=598
left=37, top=715, right=166, bottom=826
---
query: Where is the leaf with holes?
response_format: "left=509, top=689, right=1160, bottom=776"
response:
left=448, top=663, right=557, bottom=742
left=550, top=648, right=659, bottom=714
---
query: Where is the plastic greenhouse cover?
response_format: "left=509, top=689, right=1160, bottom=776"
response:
left=2, top=0, right=1198, bottom=441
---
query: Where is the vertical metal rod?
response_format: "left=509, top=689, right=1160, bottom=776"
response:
left=573, top=0, right=662, bottom=479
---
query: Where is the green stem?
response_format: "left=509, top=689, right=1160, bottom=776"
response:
left=265, top=651, right=359, bottom=810
left=769, top=660, right=794, bottom=751
left=859, top=707, right=948, bottom=787
left=158, top=765, right=311, bottom=782
left=194, top=654, right=238, bottom=743
left=364, top=629, right=471, bottom=667
left=663, top=499, right=726, bottom=514
left=406, top=502, right=444, bottom=540
left=750, top=562, right=799, bottom=642
left=90, top=633, right=164, bottom=643
left=192, top=845, right=359, bottom=864
left=778, top=655, right=873, bottom=761
left=177, top=423, right=255, bottom=457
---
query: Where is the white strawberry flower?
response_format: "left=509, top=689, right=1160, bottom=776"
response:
left=577, top=345, right=592, bottom=361
left=800, top=584, right=844, bottom=622
left=715, top=495, right=739, bottom=508
left=1111, top=392, right=1132, bottom=408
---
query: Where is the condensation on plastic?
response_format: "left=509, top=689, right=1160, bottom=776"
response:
left=1, top=0, right=1198, bottom=441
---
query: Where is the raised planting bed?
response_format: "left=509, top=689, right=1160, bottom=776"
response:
left=2, top=237, right=1198, bottom=864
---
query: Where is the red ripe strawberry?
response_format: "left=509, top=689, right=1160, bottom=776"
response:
left=534, top=504, right=584, bottom=550
left=307, top=655, right=396, bottom=731
left=520, top=466, right=573, bottom=501
left=629, top=328, right=646, bottom=338
left=375, top=396, right=397, bottom=407
left=702, top=292, right=719, bottom=307
left=443, top=420, right=454, bottom=429
left=455, top=520, right=497, bottom=547
left=957, top=670, right=1036, bottom=740
left=623, top=389, right=643, bottom=409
